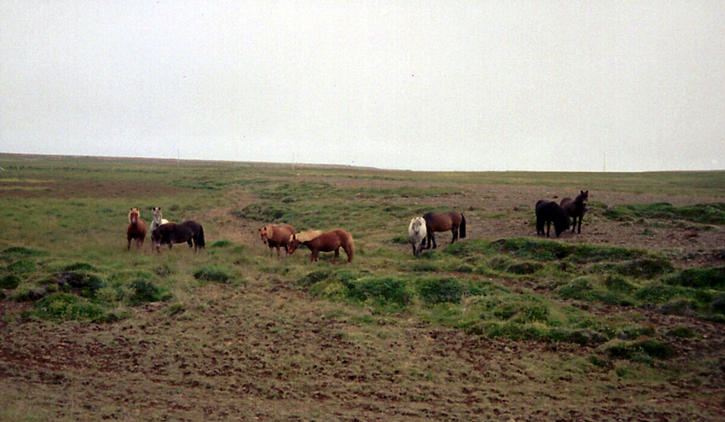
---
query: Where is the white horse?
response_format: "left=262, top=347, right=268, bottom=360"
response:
left=149, top=207, right=169, bottom=234
left=408, top=216, right=427, bottom=257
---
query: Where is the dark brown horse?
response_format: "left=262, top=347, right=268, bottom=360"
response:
left=422, top=211, right=466, bottom=249
left=560, top=190, right=588, bottom=233
left=126, top=207, right=147, bottom=250
left=258, top=223, right=296, bottom=257
left=535, top=200, right=570, bottom=237
left=288, top=229, right=354, bottom=263
left=151, top=220, right=205, bottom=252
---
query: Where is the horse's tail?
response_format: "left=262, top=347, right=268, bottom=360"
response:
left=197, top=225, right=206, bottom=248
left=345, top=231, right=354, bottom=263
left=459, top=214, right=466, bottom=239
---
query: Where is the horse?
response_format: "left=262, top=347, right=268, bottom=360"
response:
left=422, top=211, right=466, bottom=249
left=151, top=220, right=205, bottom=252
left=258, top=223, right=296, bottom=257
left=535, top=200, right=570, bottom=238
left=126, top=207, right=147, bottom=250
left=560, top=190, right=588, bottom=233
left=149, top=207, right=170, bottom=235
left=408, top=216, right=427, bottom=257
left=288, top=229, right=354, bottom=263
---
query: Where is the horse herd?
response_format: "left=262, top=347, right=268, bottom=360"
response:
left=125, top=189, right=588, bottom=263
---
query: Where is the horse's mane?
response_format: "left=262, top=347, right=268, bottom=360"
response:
left=295, top=230, right=323, bottom=242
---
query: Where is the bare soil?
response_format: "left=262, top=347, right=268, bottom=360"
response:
left=1, top=177, right=723, bottom=421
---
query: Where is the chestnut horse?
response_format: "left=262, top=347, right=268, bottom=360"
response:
left=535, top=200, right=570, bottom=238
left=151, top=220, right=205, bottom=252
left=126, top=207, right=147, bottom=250
left=288, top=229, right=354, bottom=263
left=258, top=223, right=296, bottom=257
left=560, top=190, right=588, bottom=233
left=422, top=211, right=466, bottom=249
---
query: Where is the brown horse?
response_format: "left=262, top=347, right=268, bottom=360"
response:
left=560, top=190, right=588, bottom=233
left=258, top=223, right=296, bottom=257
left=422, top=211, right=466, bottom=249
left=126, top=207, right=147, bottom=250
left=288, top=229, right=354, bottom=263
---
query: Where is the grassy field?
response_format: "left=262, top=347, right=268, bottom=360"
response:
left=1, top=153, right=724, bottom=421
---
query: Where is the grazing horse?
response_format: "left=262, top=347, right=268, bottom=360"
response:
left=422, top=211, right=466, bottom=249
left=126, top=207, right=147, bottom=250
left=151, top=220, right=205, bottom=252
left=149, top=207, right=170, bottom=235
left=535, top=200, right=570, bottom=238
left=560, top=190, right=589, bottom=233
left=288, top=229, right=354, bottom=263
left=258, top=223, right=296, bottom=257
left=408, top=217, right=427, bottom=257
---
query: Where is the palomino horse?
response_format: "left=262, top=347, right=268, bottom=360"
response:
left=258, top=223, right=296, bottom=257
left=288, top=229, right=354, bottom=263
left=408, top=216, right=427, bottom=257
left=151, top=220, right=205, bottom=252
left=422, top=211, right=466, bottom=249
left=560, top=190, right=588, bottom=233
left=535, top=200, right=570, bottom=238
left=127, top=207, right=147, bottom=250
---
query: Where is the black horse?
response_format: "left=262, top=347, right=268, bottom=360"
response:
left=560, top=190, right=588, bottom=233
left=535, top=200, right=570, bottom=238
left=151, top=220, right=205, bottom=252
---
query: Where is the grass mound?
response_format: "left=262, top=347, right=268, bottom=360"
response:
left=25, top=293, right=108, bottom=322
left=126, top=279, right=171, bottom=305
left=603, top=202, right=725, bottom=225
left=664, top=266, right=725, bottom=289
left=193, top=265, right=233, bottom=283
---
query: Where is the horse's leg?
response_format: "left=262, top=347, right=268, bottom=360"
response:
left=451, top=227, right=457, bottom=244
left=431, top=233, right=437, bottom=249
left=333, top=248, right=339, bottom=263
left=577, top=216, right=582, bottom=233
left=546, top=221, right=551, bottom=237
left=411, top=241, right=417, bottom=256
left=311, top=249, right=318, bottom=262
left=127, top=237, right=131, bottom=250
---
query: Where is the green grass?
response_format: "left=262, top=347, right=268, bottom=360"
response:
left=602, top=202, right=725, bottom=225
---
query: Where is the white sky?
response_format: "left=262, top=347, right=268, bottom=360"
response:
left=1, top=1, right=724, bottom=171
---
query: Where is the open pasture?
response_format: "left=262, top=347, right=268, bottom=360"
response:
left=1, top=154, right=724, bottom=420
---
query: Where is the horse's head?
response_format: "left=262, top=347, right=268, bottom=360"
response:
left=259, top=225, right=271, bottom=244
left=128, top=207, right=140, bottom=224
left=578, top=190, right=589, bottom=205
left=287, top=233, right=300, bottom=254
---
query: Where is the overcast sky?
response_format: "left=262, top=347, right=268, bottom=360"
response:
left=1, top=1, right=724, bottom=171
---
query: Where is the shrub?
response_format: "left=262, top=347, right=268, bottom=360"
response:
left=54, top=272, right=105, bottom=298
left=29, top=293, right=106, bottom=322
left=126, top=279, right=171, bottom=305
left=193, top=265, right=232, bottom=283
left=603, top=339, right=675, bottom=360
left=417, top=278, right=464, bottom=304
left=345, top=277, right=411, bottom=309
left=210, top=240, right=232, bottom=248
left=612, top=258, right=673, bottom=279
left=7, top=259, right=36, bottom=274
left=62, top=262, right=97, bottom=272
left=1, top=246, right=47, bottom=260
left=668, top=326, right=696, bottom=338
left=0, top=274, right=21, bottom=289
left=664, top=266, right=725, bottom=290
